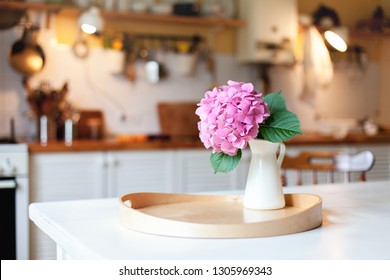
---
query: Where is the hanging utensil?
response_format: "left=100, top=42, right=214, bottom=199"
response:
left=120, top=33, right=137, bottom=81
left=9, top=24, right=45, bottom=76
left=145, top=39, right=168, bottom=84
left=206, top=29, right=218, bottom=89
left=72, top=31, right=89, bottom=59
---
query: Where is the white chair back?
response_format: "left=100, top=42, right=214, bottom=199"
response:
left=335, top=151, right=375, bottom=182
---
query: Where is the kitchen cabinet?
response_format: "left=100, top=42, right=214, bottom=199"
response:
left=29, top=151, right=106, bottom=260
left=176, top=149, right=248, bottom=193
left=106, top=150, right=176, bottom=196
left=30, top=149, right=246, bottom=200
left=29, top=152, right=107, bottom=203
left=106, top=149, right=248, bottom=195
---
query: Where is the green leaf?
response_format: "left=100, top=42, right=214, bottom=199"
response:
left=262, top=91, right=286, bottom=113
left=210, top=149, right=242, bottom=173
left=259, top=111, right=303, bottom=143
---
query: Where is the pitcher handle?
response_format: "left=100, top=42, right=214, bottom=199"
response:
left=277, top=143, right=286, bottom=167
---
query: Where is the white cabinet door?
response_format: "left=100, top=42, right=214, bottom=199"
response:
left=30, top=152, right=107, bottom=202
left=29, top=152, right=106, bottom=260
left=106, top=150, right=175, bottom=197
left=177, top=149, right=244, bottom=193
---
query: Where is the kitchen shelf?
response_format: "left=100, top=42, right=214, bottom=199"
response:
left=102, top=11, right=244, bottom=28
left=350, top=29, right=390, bottom=39
left=0, top=1, right=62, bottom=12
left=0, top=2, right=245, bottom=28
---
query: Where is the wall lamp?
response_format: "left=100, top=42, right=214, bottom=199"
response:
left=312, top=5, right=348, bottom=53
left=73, top=6, right=103, bottom=58
left=324, top=27, right=348, bottom=52
left=78, top=6, right=104, bottom=35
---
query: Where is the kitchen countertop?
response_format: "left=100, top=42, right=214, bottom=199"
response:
left=27, top=137, right=205, bottom=153
left=27, top=132, right=390, bottom=153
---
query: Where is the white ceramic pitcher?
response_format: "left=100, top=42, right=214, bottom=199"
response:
left=243, top=139, right=286, bottom=210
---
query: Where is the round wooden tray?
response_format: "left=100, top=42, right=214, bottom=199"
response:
left=119, top=193, right=322, bottom=238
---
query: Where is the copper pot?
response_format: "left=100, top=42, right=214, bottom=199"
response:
left=9, top=24, right=45, bottom=76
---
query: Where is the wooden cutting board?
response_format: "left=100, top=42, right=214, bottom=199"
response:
left=157, top=102, right=199, bottom=138
left=78, top=110, right=104, bottom=139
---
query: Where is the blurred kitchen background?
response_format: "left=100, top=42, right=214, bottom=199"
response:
left=1, top=0, right=390, bottom=260
left=1, top=0, right=389, bottom=140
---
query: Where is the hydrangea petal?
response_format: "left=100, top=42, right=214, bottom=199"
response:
left=196, top=80, right=269, bottom=156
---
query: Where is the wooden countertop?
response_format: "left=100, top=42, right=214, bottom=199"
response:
left=285, top=132, right=390, bottom=145
left=27, top=132, right=390, bottom=153
left=28, top=137, right=204, bottom=153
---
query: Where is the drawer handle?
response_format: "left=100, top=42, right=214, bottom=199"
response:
left=0, top=179, right=16, bottom=189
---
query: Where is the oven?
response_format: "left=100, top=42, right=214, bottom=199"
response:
left=0, top=143, right=29, bottom=260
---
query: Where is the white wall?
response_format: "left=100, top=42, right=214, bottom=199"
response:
left=268, top=60, right=381, bottom=133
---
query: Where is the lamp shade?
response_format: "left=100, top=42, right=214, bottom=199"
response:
left=324, top=27, right=348, bottom=52
left=78, top=6, right=103, bottom=34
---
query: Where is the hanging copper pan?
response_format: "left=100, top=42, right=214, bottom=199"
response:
left=9, top=24, right=45, bottom=76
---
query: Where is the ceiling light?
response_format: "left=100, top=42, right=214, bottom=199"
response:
left=78, top=6, right=103, bottom=35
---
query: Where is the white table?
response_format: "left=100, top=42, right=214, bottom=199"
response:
left=29, top=181, right=390, bottom=260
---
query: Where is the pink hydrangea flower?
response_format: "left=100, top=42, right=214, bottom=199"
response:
left=195, top=80, right=270, bottom=156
